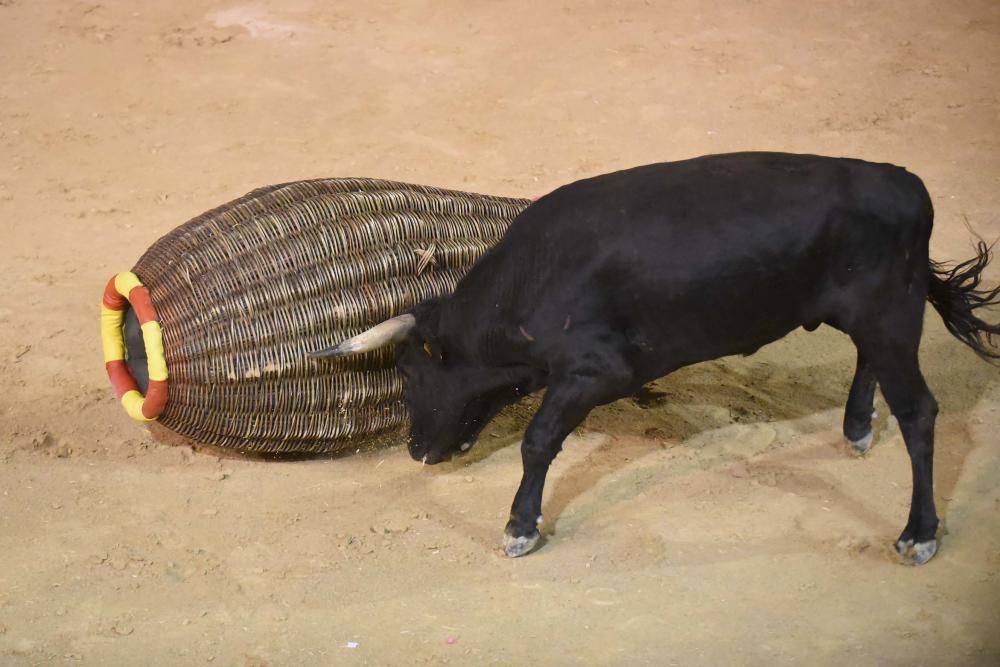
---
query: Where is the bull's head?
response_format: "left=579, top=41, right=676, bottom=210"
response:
left=309, top=301, right=524, bottom=464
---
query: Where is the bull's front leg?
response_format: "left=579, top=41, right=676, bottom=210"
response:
left=504, top=355, right=633, bottom=557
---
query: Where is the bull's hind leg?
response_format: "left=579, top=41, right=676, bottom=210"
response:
left=852, top=327, right=940, bottom=565
left=843, top=351, right=878, bottom=454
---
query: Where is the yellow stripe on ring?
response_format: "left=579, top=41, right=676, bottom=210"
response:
left=101, top=304, right=126, bottom=363
left=114, top=271, right=143, bottom=300
left=121, top=389, right=154, bottom=422
left=140, top=321, right=168, bottom=382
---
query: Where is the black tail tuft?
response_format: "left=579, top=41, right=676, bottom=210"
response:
left=928, top=241, right=1000, bottom=361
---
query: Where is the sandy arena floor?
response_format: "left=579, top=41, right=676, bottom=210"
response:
left=1, top=1, right=999, bottom=664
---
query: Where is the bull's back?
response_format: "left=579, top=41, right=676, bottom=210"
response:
left=456, top=153, right=932, bottom=373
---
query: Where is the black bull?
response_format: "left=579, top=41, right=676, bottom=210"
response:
left=312, top=152, right=1000, bottom=565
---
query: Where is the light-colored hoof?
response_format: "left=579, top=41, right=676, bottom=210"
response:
left=503, top=531, right=541, bottom=558
left=847, top=430, right=874, bottom=455
left=895, top=537, right=937, bottom=566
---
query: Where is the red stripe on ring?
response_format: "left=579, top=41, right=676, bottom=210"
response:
left=103, top=277, right=127, bottom=311
left=142, top=380, right=169, bottom=419
left=127, top=285, right=158, bottom=326
left=105, top=359, right=139, bottom=400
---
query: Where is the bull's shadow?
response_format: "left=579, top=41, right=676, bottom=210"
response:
left=458, top=321, right=999, bottom=539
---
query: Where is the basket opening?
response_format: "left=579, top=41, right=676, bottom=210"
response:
left=123, top=304, right=150, bottom=394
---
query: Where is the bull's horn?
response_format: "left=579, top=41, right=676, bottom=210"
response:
left=308, top=314, right=416, bottom=359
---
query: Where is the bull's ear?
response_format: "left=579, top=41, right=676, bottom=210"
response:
left=412, top=298, right=442, bottom=343
left=412, top=298, right=444, bottom=361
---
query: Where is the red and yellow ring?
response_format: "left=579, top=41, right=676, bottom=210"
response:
left=101, top=272, right=168, bottom=422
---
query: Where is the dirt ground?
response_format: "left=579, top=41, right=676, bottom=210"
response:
left=2, top=0, right=999, bottom=664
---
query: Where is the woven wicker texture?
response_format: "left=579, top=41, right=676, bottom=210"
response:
left=131, top=178, right=530, bottom=454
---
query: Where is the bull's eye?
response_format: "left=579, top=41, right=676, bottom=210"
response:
left=423, top=341, right=433, bottom=357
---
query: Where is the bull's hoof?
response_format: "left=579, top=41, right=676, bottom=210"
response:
left=847, top=430, right=874, bottom=455
left=895, top=537, right=937, bottom=566
left=503, top=530, right=541, bottom=558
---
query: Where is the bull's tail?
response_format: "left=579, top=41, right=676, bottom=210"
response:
left=927, top=240, right=1000, bottom=361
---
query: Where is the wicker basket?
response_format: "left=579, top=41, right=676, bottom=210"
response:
left=105, top=178, right=530, bottom=454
